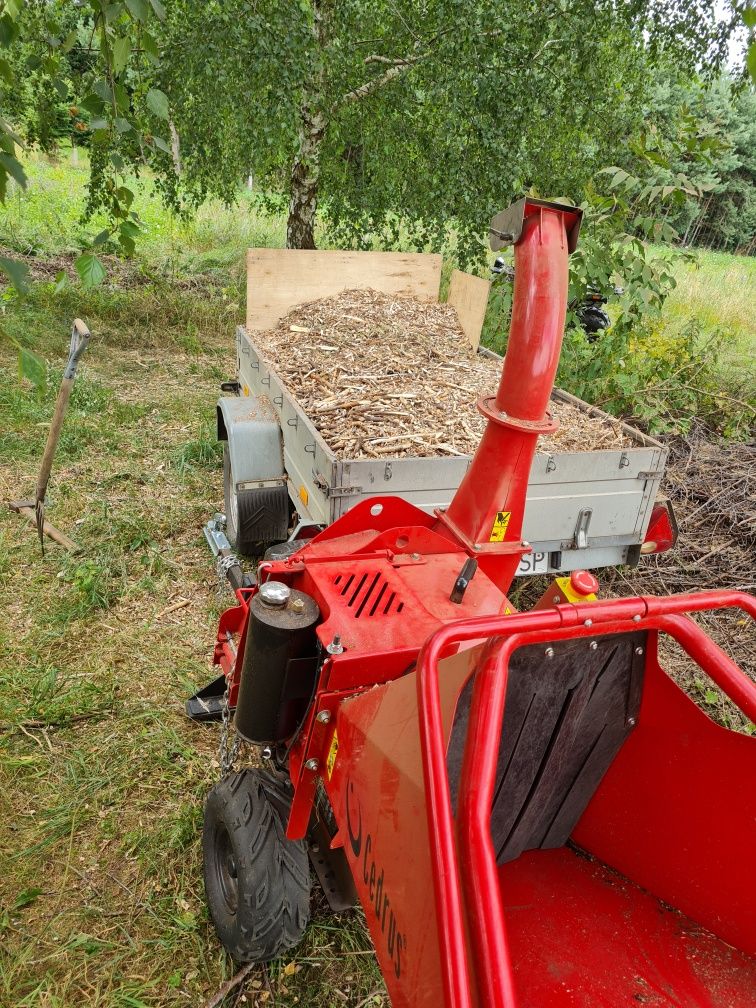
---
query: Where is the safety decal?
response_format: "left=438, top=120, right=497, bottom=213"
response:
left=489, top=510, right=512, bottom=542
left=326, top=730, right=339, bottom=779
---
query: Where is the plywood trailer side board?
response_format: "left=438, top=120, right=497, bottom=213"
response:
left=246, top=248, right=443, bottom=332
left=446, top=269, right=491, bottom=350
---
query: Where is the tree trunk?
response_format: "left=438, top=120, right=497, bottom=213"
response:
left=286, top=103, right=326, bottom=249
left=286, top=0, right=329, bottom=249
left=169, top=118, right=183, bottom=177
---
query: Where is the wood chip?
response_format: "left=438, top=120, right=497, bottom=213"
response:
left=256, top=289, right=633, bottom=460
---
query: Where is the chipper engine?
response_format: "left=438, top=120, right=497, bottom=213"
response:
left=193, top=199, right=756, bottom=1006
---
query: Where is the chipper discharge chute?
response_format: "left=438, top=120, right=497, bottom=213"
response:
left=194, top=198, right=756, bottom=1006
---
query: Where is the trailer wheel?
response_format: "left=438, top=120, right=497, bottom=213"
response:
left=203, top=768, right=310, bottom=963
left=224, top=446, right=254, bottom=556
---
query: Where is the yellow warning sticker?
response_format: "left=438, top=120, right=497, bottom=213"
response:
left=299, top=484, right=309, bottom=507
left=326, top=730, right=339, bottom=779
left=489, top=510, right=512, bottom=542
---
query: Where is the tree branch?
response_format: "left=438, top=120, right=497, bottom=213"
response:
left=363, top=54, right=415, bottom=66
left=340, top=24, right=511, bottom=106
left=341, top=60, right=418, bottom=103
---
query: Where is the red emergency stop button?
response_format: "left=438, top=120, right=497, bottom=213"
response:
left=570, top=570, right=599, bottom=597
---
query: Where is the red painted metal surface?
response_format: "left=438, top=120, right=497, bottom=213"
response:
left=500, top=847, right=756, bottom=1007
left=211, top=585, right=254, bottom=706
left=416, top=590, right=756, bottom=1007
left=325, top=648, right=481, bottom=1008
left=573, top=634, right=756, bottom=956
left=440, top=201, right=581, bottom=583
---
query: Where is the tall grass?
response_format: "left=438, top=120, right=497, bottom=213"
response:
left=666, top=249, right=755, bottom=358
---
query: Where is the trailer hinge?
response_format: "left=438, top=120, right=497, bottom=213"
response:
left=327, top=485, right=363, bottom=499
left=313, top=471, right=362, bottom=499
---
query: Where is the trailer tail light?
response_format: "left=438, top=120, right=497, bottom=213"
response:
left=641, top=500, right=678, bottom=555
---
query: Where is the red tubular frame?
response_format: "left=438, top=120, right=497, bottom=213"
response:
left=415, top=590, right=756, bottom=1008
left=441, top=202, right=580, bottom=571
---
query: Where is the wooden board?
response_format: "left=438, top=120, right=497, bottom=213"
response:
left=446, top=269, right=491, bottom=350
left=246, top=248, right=443, bottom=332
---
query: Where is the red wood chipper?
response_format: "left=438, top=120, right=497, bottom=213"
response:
left=193, top=199, right=756, bottom=1006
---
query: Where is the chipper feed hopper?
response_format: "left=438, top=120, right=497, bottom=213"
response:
left=195, top=199, right=756, bottom=1006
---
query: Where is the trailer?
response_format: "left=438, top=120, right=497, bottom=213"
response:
left=218, top=248, right=668, bottom=577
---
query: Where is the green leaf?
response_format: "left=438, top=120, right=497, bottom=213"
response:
left=149, top=0, right=166, bottom=19
left=113, top=83, right=130, bottom=112
left=142, top=31, right=160, bottom=64
left=115, top=186, right=134, bottom=207
left=146, top=87, right=169, bottom=119
left=115, top=117, right=133, bottom=134
left=61, top=29, right=78, bottom=53
left=92, top=229, right=111, bottom=247
left=14, top=887, right=43, bottom=911
left=79, top=93, right=105, bottom=114
left=0, top=57, right=13, bottom=84
left=0, top=255, right=28, bottom=292
left=54, top=270, right=69, bottom=293
left=0, top=152, right=25, bottom=188
left=0, top=14, right=20, bottom=48
left=703, top=689, right=719, bottom=705
left=93, top=79, right=111, bottom=103
left=748, top=42, right=756, bottom=83
left=119, top=219, right=141, bottom=239
left=75, top=253, right=106, bottom=289
left=150, top=135, right=171, bottom=153
left=112, top=35, right=131, bottom=76
left=124, top=0, right=150, bottom=22
left=19, top=348, right=46, bottom=390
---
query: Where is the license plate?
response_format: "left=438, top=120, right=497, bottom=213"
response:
left=515, top=550, right=548, bottom=577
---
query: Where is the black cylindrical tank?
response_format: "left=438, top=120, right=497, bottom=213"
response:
left=234, top=581, right=320, bottom=744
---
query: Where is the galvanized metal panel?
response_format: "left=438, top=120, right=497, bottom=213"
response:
left=218, top=395, right=284, bottom=483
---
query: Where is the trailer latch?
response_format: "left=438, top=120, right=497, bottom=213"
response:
left=569, top=507, right=593, bottom=550
left=313, top=471, right=362, bottom=498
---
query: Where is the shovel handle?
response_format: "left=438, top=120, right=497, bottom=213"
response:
left=64, top=318, right=91, bottom=379
left=34, top=319, right=91, bottom=504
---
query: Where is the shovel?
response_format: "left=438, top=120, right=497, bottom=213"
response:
left=9, top=318, right=90, bottom=554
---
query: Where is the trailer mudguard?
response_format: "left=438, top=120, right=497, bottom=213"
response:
left=217, top=395, right=289, bottom=549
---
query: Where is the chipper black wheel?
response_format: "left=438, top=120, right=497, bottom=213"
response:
left=203, top=768, right=310, bottom=963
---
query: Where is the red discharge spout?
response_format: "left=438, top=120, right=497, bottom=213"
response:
left=437, top=199, right=582, bottom=593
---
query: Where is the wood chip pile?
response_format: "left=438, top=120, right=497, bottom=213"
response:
left=256, top=289, right=633, bottom=460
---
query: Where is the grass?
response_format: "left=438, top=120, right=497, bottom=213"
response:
left=0, top=152, right=753, bottom=1008
left=665, top=249, right=756, bottom=360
